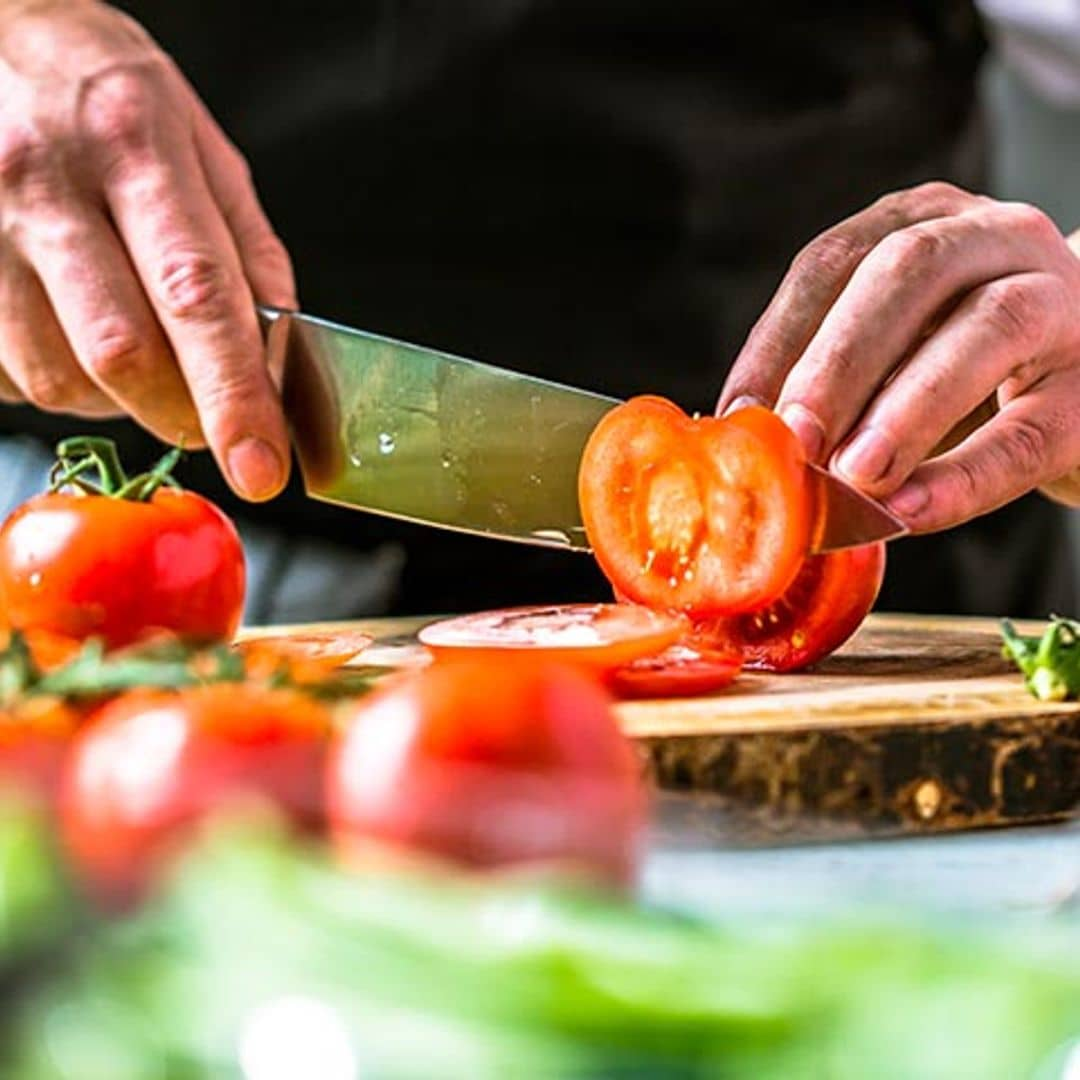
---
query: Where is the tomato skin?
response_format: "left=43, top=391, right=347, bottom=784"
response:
left=0, top=488, right=245, bottom=650
left=608, top=645, right=741, bottom=700
left=328, top=659, right=646, bottom=887
left=60, top=685, right=330, bottom=905
left=418, top=603, right=686, bottom=673
left=692, top=542, right=886, bottom=672
left=579, top=398, right=813, bottom=617
left=0, top=698, right=82, bottom=803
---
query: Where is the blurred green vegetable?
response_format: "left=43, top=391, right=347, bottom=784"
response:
left=2, top=810, right=1079, bottom=1080
left=0, top=790, right=74, bottom=965
left=1002, top=616, right=1080, bottom=701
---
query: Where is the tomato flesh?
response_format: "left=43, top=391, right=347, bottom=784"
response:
left=579, top=398, right=813, bottom=617
left=608, top=645, right=741, bottom=700
left=328, top=658, right=646, bottom=886
left=693, top=542, right=886, bottom=672
left=61, top=684, right=330, bottom=906
left=0, top=488, right=245, bottom=650
left=418, top=603, right=685, bottom=671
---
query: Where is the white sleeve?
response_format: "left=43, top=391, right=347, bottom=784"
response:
left=977, top=0, right=1080, bottom=106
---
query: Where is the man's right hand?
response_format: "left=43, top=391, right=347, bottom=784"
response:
left=0, top=0, right=295, bottom=500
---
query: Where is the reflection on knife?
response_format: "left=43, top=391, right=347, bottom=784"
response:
left=258, top=306, right=907, bottom=554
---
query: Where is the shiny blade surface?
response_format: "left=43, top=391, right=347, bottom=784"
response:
left=262, top=306, right=908, bottom=553
left=264, top=307, right=616, bottom=550
left=808, top=465, right=909, bottom=551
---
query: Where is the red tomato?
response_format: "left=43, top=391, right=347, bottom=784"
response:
left=0, top=487, right=245, bottom=650
left=418, top=603, right=686, bottom=672
left=60, top=684, right=330, bottom=905
left=328, top=659, right=646, bottom=886
left=579, top=397, right=813, bottom=617
left=0, top=697, right=82, bottom=803
left=693, top=542, right=886, bottom=672
left=608, top=644, right=741, bottom=700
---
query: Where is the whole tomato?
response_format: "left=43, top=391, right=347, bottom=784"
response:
left=60, top=683, right=331, bottom=906
left=0, top=438, right=244, bottom=649
left=328, top=658, right=647, bottom=887
left=693, top=542, right=887, bottom=672
left=0, top=697, right=83, bottom=804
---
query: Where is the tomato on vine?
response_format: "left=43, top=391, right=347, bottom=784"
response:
left=0, top=437, right=245, bottom=650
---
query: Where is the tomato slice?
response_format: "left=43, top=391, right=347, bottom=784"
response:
left=235, top=631, right=374, bottom=682
left=579, top=398, right=813, bottom=617
left=418, top=603, right=686, bottom=671
left=608, top=644, right=741, bottom=700
left=692, top=542, right=886, bottom=672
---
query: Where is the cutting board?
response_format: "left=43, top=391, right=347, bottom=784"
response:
left=243, top=613, right=1080, bottom=844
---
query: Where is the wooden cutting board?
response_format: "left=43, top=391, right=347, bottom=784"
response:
left=243, top=613, right=1080, bottom=843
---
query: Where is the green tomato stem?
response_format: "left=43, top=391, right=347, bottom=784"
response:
left=50, top=438, right=183, bottom=502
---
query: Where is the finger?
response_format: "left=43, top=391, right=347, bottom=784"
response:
left=883, top=369, right=1080, bottom=533
left=0, top=248, right=118, bottom=416
left=88, top=67, right=289, bottom=500
left=192, top=99, right=297, bottom=311
left=717, top=181, right=981, bottom=419
left=16, top=201, right=204, bottom=444
left=771, top=201, right=1061, bottom=461
left=832, top=271, right=1063, bottom=495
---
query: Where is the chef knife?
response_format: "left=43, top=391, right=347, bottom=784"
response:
left=258, top=306, right=907, bottom=553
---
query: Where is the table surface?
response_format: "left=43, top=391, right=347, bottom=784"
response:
left=243, top=614, right=1080, bottom=923
left=642, top=810, right=1080, bottom=921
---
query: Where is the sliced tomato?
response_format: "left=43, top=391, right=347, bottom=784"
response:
left=235, top=630, right=374, bottom=683
left=418, top=603, right=685, bottom=671
left=692, top=542, right=886, bottom=672
left=608, top=644, right=741, bottom=700
left=579, top=398, right=813, bottom=617
left=328, top=657, right=646, bottom=886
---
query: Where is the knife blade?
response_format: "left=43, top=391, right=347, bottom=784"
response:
left=259, top=306, right=907, bottom=553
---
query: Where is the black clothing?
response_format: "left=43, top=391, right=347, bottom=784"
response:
left=4, top=1, right=1073, bottom=617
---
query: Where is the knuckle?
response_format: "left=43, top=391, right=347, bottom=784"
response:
left=82, top=322, right=148, bottom=385
left=78, top=61, right=165, bottom=156
left=791, top=231, right=863, bottom=282
left=153, top=251, right=232, bottom=321
left=909, top=180, right=965, bottom=206
left=945, top=454, right=984, bottom=507
left=976, top=279, right=1044, bottom=351
left=189, top=369, right=269, bottom=436
left=23, top=372, right=78, bottom=412
left=875, top=181, right=965, bottom=221
left=874, top=226, right=943, bottom=277
left=1002, top=201, right=1059, bottom=244
left=0, top=125, right=51, bottom=190
left=995, top=416, right=1049, bottom=479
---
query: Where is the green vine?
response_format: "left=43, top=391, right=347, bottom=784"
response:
left=49, top=437, right=182, bottom=502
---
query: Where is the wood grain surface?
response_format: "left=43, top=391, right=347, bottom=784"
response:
left=241, top=613, right=1080, bottom=843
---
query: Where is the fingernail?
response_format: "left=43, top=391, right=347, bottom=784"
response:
left=887, top=480, right=930, bottom=519
left=778, top=403, right=825, bottom=461
left=226, top=436, right=286, bottom=500
left=836, top=427, right=895, bottom=485
left=721, top=393, right=765, bottom=417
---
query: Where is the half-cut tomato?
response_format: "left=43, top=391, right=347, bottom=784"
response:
left=417, top=603, right=685, bottom=671
left=608, top=644, right=741, bottom=700
left=692, top=542, right=886, bottom=672
left=579, top=398, right=813, bottom=617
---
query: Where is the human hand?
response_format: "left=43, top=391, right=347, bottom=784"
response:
left=0, top=0, right=295, bottom=499
left=716, top=182, right=1080, bottom=533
